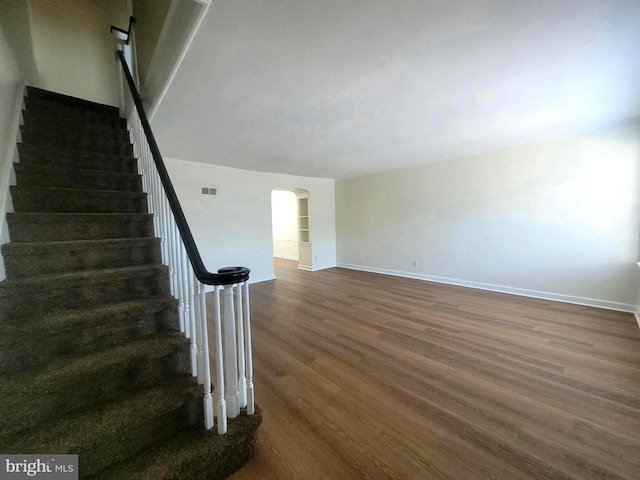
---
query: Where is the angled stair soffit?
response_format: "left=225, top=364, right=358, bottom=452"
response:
left=142, top=0, right=211, bottom=120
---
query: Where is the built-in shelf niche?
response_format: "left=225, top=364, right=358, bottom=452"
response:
left=298, top=197, right=310, bottom=244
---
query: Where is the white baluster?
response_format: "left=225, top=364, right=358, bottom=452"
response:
left=176, top=235, right=186, bottom=334
left=236, top=284, right=247, bottom=409
left=157, top=172, right=170, bottom=276
left=188, top=267, right=198, bottom=377
left=168, top=203, right=179, bottom=304
left=198, top=281, right=214, bottom=430
left=162, top=197, right=174, bottom=297
left=180, top=244, right=191, bottom=339
left=222, top=285, right=239, bottom=418
left=243, top=281, right=255, bottom=415
left=194, top=272, right=204, bottom=385
left=213, top=286, right=227, bottom=433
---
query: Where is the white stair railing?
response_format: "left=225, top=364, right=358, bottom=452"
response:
left=115, top=46, right=254, bottom=434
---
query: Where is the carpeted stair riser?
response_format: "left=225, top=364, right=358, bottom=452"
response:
left=2, top=238, right=160, bottom=278
left=21, top=119, right=131, bottom=143
left=0, top=334, right=191, bottom=441
left=7, top=213, right=154, bottom=242
left=18, top=143, right=138, bottom=174
left=23, top=96, right=120, bottom=122
left=0, top=265, right=170, bottom=318
left=15, top=163, right=141, bottom=191
left=26, top=86, right=121, bottom=115
left=0, top=297, right=180, bottom=373
left=21, top=103, right=125, bottom=132
left=10, top=186, right=148, bottom=214
left=8, top=380, right=204, bottom=478
left=22, top=108, right=127, bottom=132
left=96, top=406, right=263, bottom=480
left=21, top=130, right=133, bottom=156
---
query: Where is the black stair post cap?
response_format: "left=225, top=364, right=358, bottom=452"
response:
left=216, top=266, right=250, bottom=284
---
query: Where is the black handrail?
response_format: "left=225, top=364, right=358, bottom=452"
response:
left=116, top=50, right=250, bottom=286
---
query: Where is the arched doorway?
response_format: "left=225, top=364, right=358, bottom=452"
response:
left=271, top=188, right=312, bottom=274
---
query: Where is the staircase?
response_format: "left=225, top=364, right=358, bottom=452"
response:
left=0, top=87, right=261, bottom=479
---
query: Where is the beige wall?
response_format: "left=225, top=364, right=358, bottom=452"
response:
left=0, top=0, right=38, bottom=85
left=28, top=0, right=129, bottom=106
left=132, top=0, right=172, bottom=85
left=336, top=121, right=640, bottom=310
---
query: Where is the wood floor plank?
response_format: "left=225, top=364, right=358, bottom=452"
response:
left=230, top=259, right=640, bottom=479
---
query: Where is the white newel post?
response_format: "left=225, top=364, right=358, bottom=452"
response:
left=222, top=285, right=240, bottom=418
left=243, top=281, right=255, bottom=415
left=236, top=284, right=247, bottom=408
left=213, top=286, right=227, bottom=433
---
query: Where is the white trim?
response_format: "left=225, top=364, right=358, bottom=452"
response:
left=634, top=308, right=640, bottom=329
left=146, top=0, right=210, bottom=120
left=337, top=263, right=636, bottom=314
left=298, top=265, right=313, bottom=272
left=0, top=82, right=26, bottom=281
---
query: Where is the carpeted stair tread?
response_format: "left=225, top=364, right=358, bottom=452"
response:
left=2, top=237, right=160, bottom=277
left=10, top=185, right=148, bottom=214
left=0, top=296, right=180, bottom=373
left=6, top=377, right=203, bottom=478
left=6, top=212, right=154, bottom=242
left=20, top=129, right=133, bottom=156
left=2, top=237, right=159, bottom=255
left=95, top=405, right=263, bottom=480
left=0, top=333, right=190, bottom=440
left=17, top=143, right=137, bottom=173
left=0, top=264, right=170, bottom=317
left=14, top=158, right=141, bottom=191
left=26, top=86, right=120, bottom=115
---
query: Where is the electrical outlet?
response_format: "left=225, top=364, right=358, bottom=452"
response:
left=412, top=260, right=417, bottom=267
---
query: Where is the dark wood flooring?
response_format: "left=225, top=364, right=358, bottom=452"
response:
left=230, top=258, right=640, bottom=479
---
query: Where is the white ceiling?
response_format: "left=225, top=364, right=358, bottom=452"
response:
left=151, top=0, right=640, bottom=179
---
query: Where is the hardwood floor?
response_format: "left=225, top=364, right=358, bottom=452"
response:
left=229, top=258, right=640, bottom=480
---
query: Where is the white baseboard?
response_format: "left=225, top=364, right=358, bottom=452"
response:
left=634, top=308, right=640, bottom=329
left=337, top=263, right=636, bottom=314
left=274, top=254, right=299, bottom=261
left=202, top=274, right=276, bottom=293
